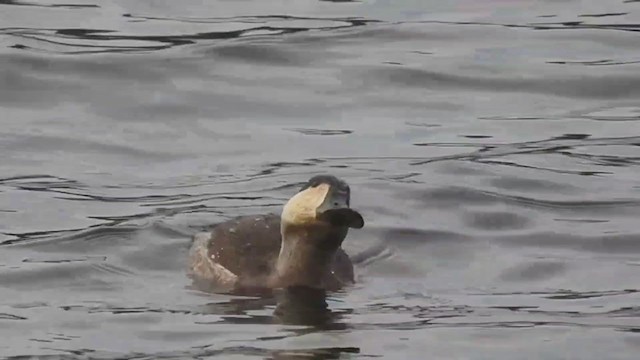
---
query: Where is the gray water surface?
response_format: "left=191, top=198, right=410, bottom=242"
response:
left=2, top=0, right=640, bottom=358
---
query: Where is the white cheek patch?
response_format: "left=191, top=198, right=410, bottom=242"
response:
left=281, top=183, right=330, bottom=225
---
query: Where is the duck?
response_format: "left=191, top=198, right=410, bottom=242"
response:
left=188, top=174, right=364, bottom=295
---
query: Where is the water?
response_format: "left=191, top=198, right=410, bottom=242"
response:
left=2, top=0, right=640, bottom=358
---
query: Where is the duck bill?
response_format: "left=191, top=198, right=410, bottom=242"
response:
left=315, top=187, right=364, bottom=229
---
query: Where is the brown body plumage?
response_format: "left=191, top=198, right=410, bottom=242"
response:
left=187, top=175, right=364, bottom=295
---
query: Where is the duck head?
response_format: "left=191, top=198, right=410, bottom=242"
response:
left=281, top=174, right=364, bottom=231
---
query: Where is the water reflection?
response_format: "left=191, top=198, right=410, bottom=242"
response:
left=192, top=281, right=350, bottom=327
left=273, top=287, right=347, bottom=327
left=191, top=287, right=359, bottom=359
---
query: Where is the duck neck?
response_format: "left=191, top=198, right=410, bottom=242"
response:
left=274, top=225, right=345, bottom=289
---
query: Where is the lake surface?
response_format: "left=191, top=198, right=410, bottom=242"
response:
left=2, top=0, right=640, bottom=358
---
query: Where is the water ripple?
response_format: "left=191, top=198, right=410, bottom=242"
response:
left=0, top=0, right=98, bottom=8
left=2, top=0, right=640, bottom=358
left=3, top=14, right=381, bottom=54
